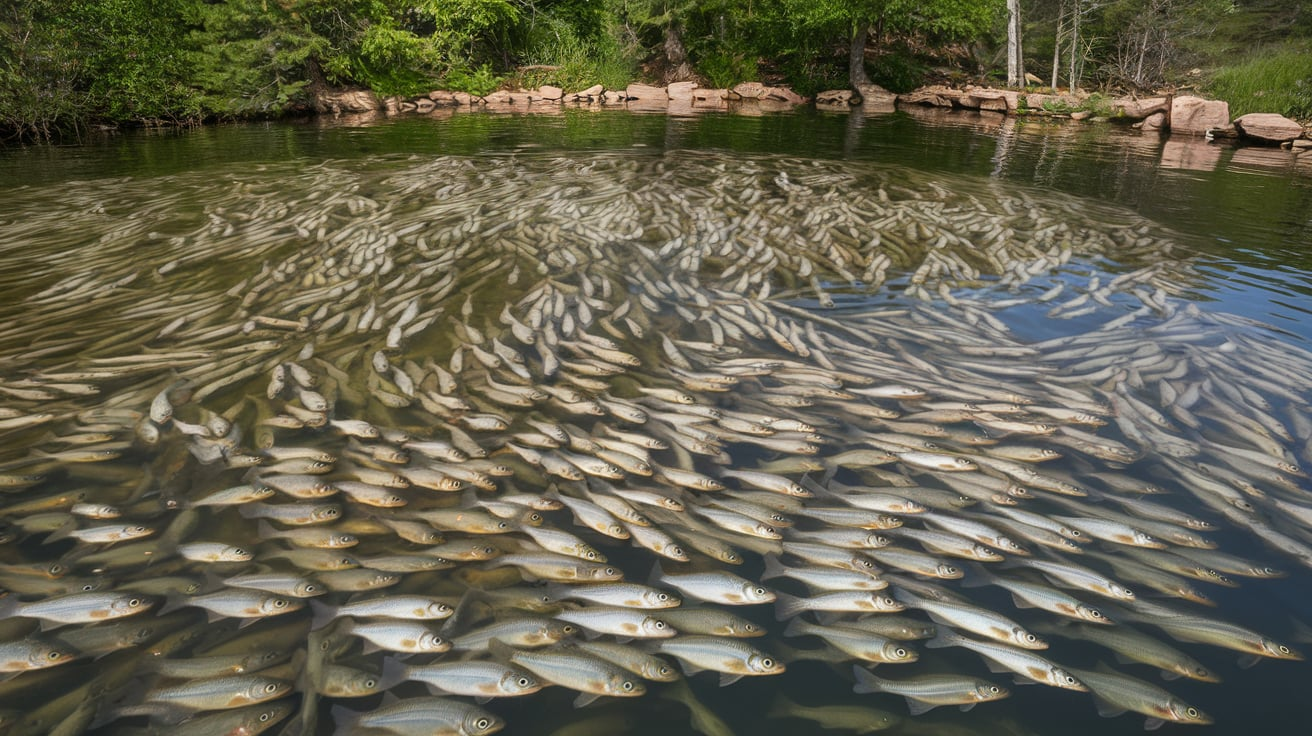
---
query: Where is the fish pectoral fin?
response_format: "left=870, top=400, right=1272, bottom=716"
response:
left=959, top=703, right=977, bottom=713
left=718, top=673, right=744, bottom=687
left=905, top=698, right=937, bottom=716
left=1009, top=593, right=1035, bottom=609
left=474, top=695, right=492, bottom=705
left=1236, top=655, right=1261, bottom=669
left=573, top=691, right=603, bottom=708
left=1144, top=717, right=1166, bottom=731
left=1160, top=670, right=1182, bottom=681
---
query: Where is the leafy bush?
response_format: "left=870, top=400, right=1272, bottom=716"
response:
left=868, top=51, right=929, bottom=94
left=445, top=64, right=505, bottom=96
left=697, top=51, right=758, bottom=89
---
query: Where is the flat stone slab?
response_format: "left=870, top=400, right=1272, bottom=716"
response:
left=1234, top=113, right=1305, bottom=143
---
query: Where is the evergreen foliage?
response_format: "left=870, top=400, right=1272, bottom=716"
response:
left=1, top=0, right=1308, bottom=142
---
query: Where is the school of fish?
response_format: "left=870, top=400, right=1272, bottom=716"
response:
left=0, top=150, right=1310, bottom=735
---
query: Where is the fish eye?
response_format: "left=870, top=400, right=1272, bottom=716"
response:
left=604, top=567, right=616, bottom=575
left=744, top=624, right=759, bottom=633
left=82, top=584, right=96, bottom=591
left=304, top=584, right=318, bottom=593
left=1065, top=676, right=1076, bottom=684
left=1025, top=634, right=1036, bottom=642
left=761, top=658, right=774, bottom=668
left=264, top=683, right=279, bottom=693
left=562, top=625, right=577, bottom=634
left=622, top=681, right=634, bottom=691
left=49, top=564, right=64, bottom=575
left=726, top=554, right=741, bottom=563
left=324, top=508, right=339, bottom=517
left=497, top=522, right=509, bottom=529
left=482, top=547, right=495, bottom=555
left=274, top=599, right=289, bottom=608
left=48, top=651, right=62, bottom=660
left=654, top=621, right=666, bottom=629
left=944, top=567, right=958, bottom=575
left=1279, top=645, right=1291, bottom=654
left=530, top=514, right=542, bottom=523
left=128, top=598, right=142, bottom=607
left=671, top=546, right=685, bottom=556
left=1090, top=610, right=1103, bottom=619
left=989, top=686, right=1000, bottom=693
left=234, top=548, right=248, bottom=556
left=476, top=719, right=491, bottom=729
left=585, top=551, right=596, bottom=560
left=895, top=648, right=906, bottom=657
left=1069, top=530, right=1082, bottom=537
left=1263, top=567, right=1276, bottom=575
left=1187, top=707, right=1198, bottom=717
left=518, top=677, right=531, bottom=687
left=657, top=593, right=669, bottom=601
left=754, top=587, right=767, bottom=596
left=260, top=713, right=271, bottom=722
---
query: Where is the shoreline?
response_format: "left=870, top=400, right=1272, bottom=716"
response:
left=316, top=81, right=1311, bottom=151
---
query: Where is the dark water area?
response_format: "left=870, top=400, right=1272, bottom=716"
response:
left=0, top=108, right=1310, bottom=736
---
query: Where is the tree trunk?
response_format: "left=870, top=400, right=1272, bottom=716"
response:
left=663, top=23, right=694, bottom=83
left=850, top=21, right=872, bottom=89
left=1068, top=0, right=1080, bottom=92
left=1050, top=19, right=1060, bottom=92
left=1006, top=0, right=1024, bottom=87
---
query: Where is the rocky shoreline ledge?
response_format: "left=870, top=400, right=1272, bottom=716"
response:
left=318, top=81, right=1310, bottom=151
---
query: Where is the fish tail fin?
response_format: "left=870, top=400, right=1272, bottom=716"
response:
left=329, top=705, right=363, bottom=736
left=760, top=554, right=787, bottom=581
left=774, top=591, right=804, bottom=621
left=851, top=665, right=886, bottom=694
left=782, top=617, right=809, bottom=638
left=377, top=656, right=409, bottom=690
left=308, top=599, right=337, bottom=631
left=647, top=561, right=666, bottom=587
left=441, top=586, right=488, bottom=636
left=42, top=517, right=78, bottom=545
left=924, top=632, right=959, bottom=650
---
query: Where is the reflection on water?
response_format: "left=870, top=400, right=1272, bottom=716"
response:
left=0, top=112, right=1310, bottom=736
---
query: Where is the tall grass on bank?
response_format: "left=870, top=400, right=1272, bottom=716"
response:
left=1206, top=45, right=1312, bottom=121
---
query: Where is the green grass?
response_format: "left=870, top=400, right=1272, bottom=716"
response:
left=1205, top=44, right=1312, bottom=121
left=512, top=28, right=636, bottom=93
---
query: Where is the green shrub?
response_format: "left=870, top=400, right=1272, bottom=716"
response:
left=444, top=64, right=505, bottom=96
left=697, top=51, right=758, bottom=89
left=868, top=52, right=928, bottom=94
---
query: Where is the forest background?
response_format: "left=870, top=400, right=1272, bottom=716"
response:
left=2, top=0, right=1309, bottom=141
